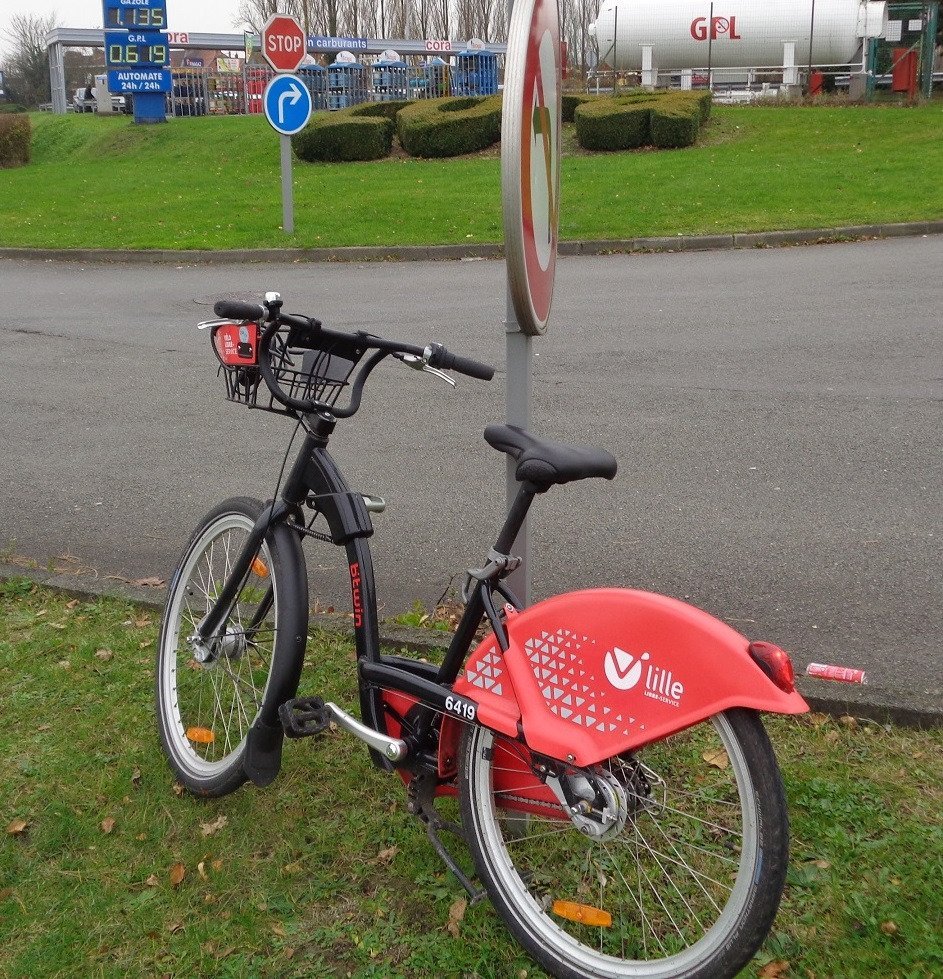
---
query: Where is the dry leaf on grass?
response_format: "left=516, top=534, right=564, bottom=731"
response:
left=100, top=817, right=116, bottom=834
left=880, top=920, right=899, bottom=935
left=169, top=863, right=186, bottom=888
left=6, top=819, right=29, bottom=836
left=95, top=649, right=113, bottom=661
left=370, top=845, right=398, bottom=865
left=447, top=897, right=467, bottom=938
left=702, top=748, right=729, bottom=770
left=200, top=814, right=228, bottom=837
left=145, top=874, right=160, bottom=887
left=271, top=923, right=287, bottom=938
left=133, top=577, right=165, bottom=588
left=758, top=961, right=790, bottom=978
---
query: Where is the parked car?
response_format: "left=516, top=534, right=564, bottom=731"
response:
left=72, top=86, right=129, bottom=113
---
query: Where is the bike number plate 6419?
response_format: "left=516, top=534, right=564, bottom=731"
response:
left=445, top=694, right=477, bottom=723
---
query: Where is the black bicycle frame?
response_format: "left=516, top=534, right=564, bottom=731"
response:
left=195, top=409, right=537, bottom=778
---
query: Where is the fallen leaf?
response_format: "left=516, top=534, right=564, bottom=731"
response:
left=133, top=577, right=165, bottom=588
left=169, top=863, right=186, bottom=888
left=702, top=748, right=729, bottom=770
left=66, top=599, right=80, bottom=609
left=134, top=615, right=152, bottom=628
left=839, top=715, right=858, bottom=729
left=824, top=730, right=841, bottom=743
left=271, top=922, right=287, bottom=937
left=0, top=887, right=13, bottom=901
left=285, top=948, right=296, bottom=959
left=212, top=859, right=223, bottom=871
left=880, top=920, right=898, bottom=935
left=6, top=819, right=29, bottom=835
left=371, top=845, right=398, bottom=865
left=447, top=897, right=467, bottom=938
left=198, top=861, right=207, bottom=880
left=172, top=784, right=185, bottom=797
left=758, top=961, right=790, bottom=978
left=145, top=874, right=160, bottom=887
left=131, top=768, right=142, bottom=788
left=136, top=834, right=147, bottom=841
left=167, top=921, right=184, bottom=934
left=37, top=724, right=51, bottom=732
left=200, top=814, right=228, bottom=837
left=813, top=859, right=831, bottom=869
left=101, top=817, right=116, bottom=834
left=95, top=649, right=113, bottom=661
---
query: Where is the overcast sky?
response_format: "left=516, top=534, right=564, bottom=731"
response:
left=0, top=1, right=246, bottom=59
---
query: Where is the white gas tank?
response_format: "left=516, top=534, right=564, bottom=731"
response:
left=589, top=0, right=888, bottom=70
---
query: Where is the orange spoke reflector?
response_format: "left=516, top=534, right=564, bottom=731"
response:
left=552, top=900, right=612, bottom=928
left=251, top=557, right=270, bottom=578
left=186, top=727, right=215, bottom=744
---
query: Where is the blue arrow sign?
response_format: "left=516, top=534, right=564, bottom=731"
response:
left=263, top=74, right=312, bottom=136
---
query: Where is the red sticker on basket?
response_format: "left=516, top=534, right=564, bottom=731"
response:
left=213, top=323, right=259, bottom=367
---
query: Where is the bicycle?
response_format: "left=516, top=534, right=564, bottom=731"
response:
left=156, top=291, right=809, bottom=979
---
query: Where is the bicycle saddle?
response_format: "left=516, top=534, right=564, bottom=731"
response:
left=484, top=424, right=618, bottom=489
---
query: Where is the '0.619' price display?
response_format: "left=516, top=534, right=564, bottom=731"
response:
left=105, top=31, right=169, bottom=67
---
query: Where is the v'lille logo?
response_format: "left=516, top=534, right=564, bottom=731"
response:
left=604, top=647, right=649, bottom=691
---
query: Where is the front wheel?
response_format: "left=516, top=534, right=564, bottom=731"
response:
left=459, top=708, right=790, bottom=979
left=156, top=497, right=307, bottom=797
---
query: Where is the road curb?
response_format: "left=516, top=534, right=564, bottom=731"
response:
left=4, top=561, right=939, bottom=729
left=1, top=220, right=941, bottom=265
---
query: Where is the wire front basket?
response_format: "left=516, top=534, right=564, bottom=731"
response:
left=215, top=325, right=366, bottom=417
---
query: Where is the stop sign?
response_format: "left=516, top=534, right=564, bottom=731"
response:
left=262, top=14, right=306, bottom=73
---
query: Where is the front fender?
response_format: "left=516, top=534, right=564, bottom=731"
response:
left=451, top=588, right=807, bottom=768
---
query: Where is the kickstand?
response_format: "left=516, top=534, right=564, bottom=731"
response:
left=408, top=775, right=486, bottom=904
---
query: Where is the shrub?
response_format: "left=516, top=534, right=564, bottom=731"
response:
left=574, top=97, right=654, bottom=151
left=292, top=112, right=394, bottom=162
left=0, top=113, right=30, bottom=167
left=650, top=100, right=700, bottom=149
left=397, top=95, right=502, bottom=158
left=346, top=100, right=409, bottom=121
left=561, top=93, right=596, bottom=123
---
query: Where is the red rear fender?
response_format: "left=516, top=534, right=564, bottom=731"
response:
left=451, top=588, right=807, bottom=768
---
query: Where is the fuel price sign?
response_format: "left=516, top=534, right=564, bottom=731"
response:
left=105, top=31, right=169, bottom=67
left=103, top=0, right=167, bottom=30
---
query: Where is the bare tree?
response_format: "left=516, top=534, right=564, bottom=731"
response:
left=1, top=11, right=58, bottom=107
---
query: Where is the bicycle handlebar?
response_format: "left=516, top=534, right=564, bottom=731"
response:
left=212, top=296, right=494, bottom=417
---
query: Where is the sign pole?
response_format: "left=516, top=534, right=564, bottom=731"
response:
left=500, top=0, right=562, bottom=607
left=280, top=133, right=295, bottom=234
left=505, top=292, right=532, bottom=603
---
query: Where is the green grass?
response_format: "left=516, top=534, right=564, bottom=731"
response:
left=0, top=104, right=941, bottom=250
left=2, top=579, right=942, bottom=977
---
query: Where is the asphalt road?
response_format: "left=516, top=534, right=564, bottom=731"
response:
left=1, top=238, right=940, bottom=702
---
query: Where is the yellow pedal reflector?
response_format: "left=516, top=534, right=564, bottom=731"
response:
left=251, top=557, right=269, bottom=578
left=552, top=900, right=612, bottom=928
left=186, top=726, right=215, bottom=745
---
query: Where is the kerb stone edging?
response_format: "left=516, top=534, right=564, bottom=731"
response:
left=3, top=561, right=939, bottom=730
left=1, top=220, right=941, bottom=265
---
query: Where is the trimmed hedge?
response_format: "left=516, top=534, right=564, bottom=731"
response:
left=574, top=90, right=712, bottom=152
left=397, top=95, right=501, bottom=158
left=0, top=113, right=30, bottom=168
left=561, top=93, right=596, bottom=123
left=574, top=97, right=655, bottom=151
left=650, top=100, right=700, bottom=149
left=292, top=110, right=394, bottom=163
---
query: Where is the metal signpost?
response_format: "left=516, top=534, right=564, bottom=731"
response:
left=102, top=0, right=170, bottom=123
left=261, top=14, right=310, bottom=234
left=501, top=0, right=562, bottom=602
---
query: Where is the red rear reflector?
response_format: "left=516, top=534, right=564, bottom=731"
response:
left=212, top=322, right=259, bottom=367
left=748, top=642, right=796, bottom=693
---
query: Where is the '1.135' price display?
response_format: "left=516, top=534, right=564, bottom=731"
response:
left=106, top=6, right=165, bottom=28
left=105, top=31, right=169, bottom=67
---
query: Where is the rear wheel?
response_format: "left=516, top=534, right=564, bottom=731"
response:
left=156, top=497, right=307, bottom=797
left=459, top=709, right=789, bottom=979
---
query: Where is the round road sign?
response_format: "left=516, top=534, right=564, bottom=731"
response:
left=263, top=74, right=313, bottom=136
left=262, top=13, right=307, bottom=73
left=502, top=0, right=562, bottom=336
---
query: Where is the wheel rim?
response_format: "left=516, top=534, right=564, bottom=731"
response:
left=468, top=714, right=760, bottom=978
left=159, top=513, right=278, bottom=780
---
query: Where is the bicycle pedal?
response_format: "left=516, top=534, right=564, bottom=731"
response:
left=279, top=696, right=330, bottom=739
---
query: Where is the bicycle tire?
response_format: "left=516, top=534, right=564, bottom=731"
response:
left=458, top=708, right=789, bottom=979
left=156, top=497, right=307, bottom=797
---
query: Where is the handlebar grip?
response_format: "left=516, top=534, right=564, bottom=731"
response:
left=427, top=344, right=495, bottom=381
left=214, top=299, right=265, bottom=321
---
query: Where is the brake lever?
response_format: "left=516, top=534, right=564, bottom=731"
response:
left=396, top=353, right=457, bottom=387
